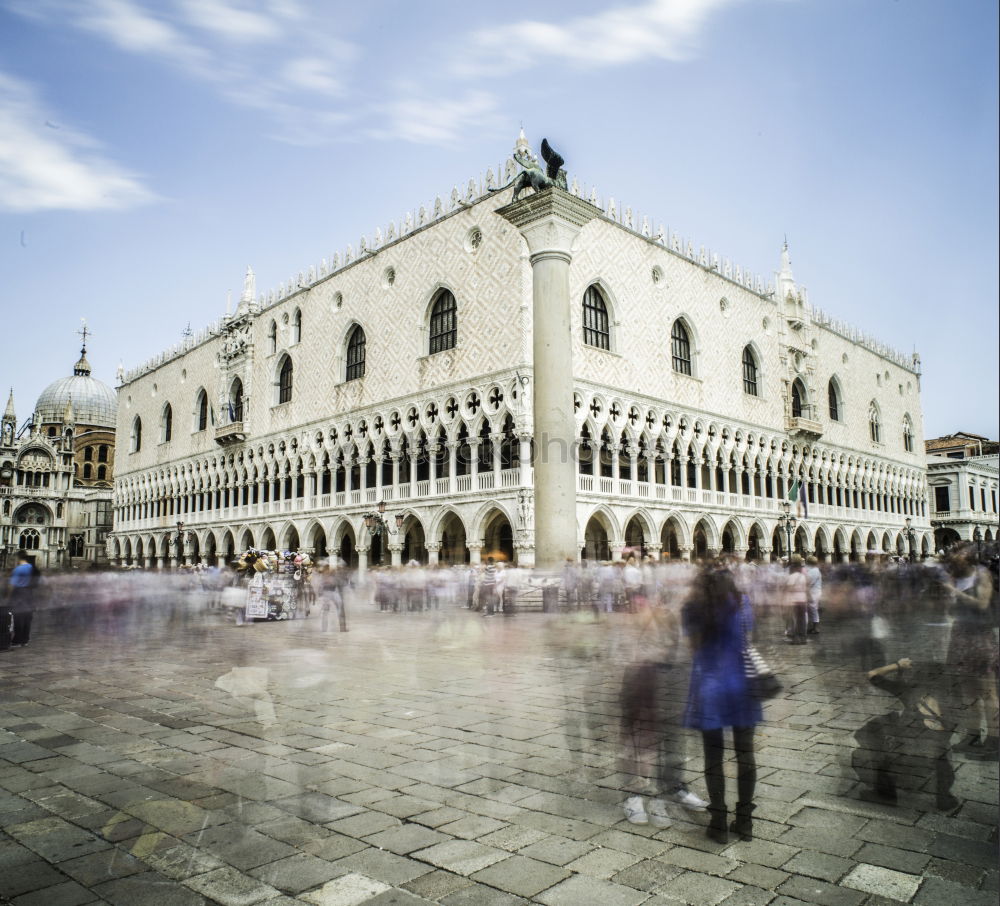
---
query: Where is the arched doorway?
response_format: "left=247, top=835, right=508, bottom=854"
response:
left=660, top=518, right=681, bottom=559
left=401, top=517, right=427, bottom=564
left=439, top=512, right=468, bottom=565
left=135, top=538, right=145, bottom=566
left=260, top=527, right=276, bottom=551
left=337, top=523, right=358, bottom=568
left=482, top=510, right=513, bottom=563
left=284, top=526, right=300, bottom=551
left=221, top=531, right=235, bottom=563
left=721, top=521, right=737, bottom=556
left=747, top=523, right=764, bottom=561
left=204, top=532, right=217, bottom=565
left=623, top=515, right=647, bottom=559
left=240, top=528, right=254, bottom=551
left=188, top=532, right=201, bottom=565
left=794, top=525, right=809, bottom=556
left=693, top=521, right=710, bottom=560
left=583, top=515, right=610, bottom=562
left=933, top=526, right=961, bottom=553
left=310, top=525, right=328, bottom=559
left=771, top=526, right=786, bottom=560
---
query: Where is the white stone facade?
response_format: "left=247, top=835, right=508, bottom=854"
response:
left=927, top=453, right=999, bottom=552
left=109, top=144, right=932, bottom=569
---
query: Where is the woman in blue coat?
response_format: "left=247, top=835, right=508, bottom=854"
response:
left=682, top=567, right=762, bottom=843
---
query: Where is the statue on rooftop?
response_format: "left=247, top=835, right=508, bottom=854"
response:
left=493, top=131, right=568, bottom=202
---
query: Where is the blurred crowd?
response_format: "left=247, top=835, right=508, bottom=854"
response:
left=3, top=543, right=997, bottom=840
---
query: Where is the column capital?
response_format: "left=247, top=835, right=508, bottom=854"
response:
left=496, top=188, right=599, bottom=259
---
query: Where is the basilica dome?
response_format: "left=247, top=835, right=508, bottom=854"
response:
left=34, top=348, right=118, bottom=429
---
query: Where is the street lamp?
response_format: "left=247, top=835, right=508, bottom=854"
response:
left=904, top=517, right=916, bottom=563
left=973, top=525, right=983, bottom=561
left=779, top=499, right=797, bottom=560
left=363, top=501, right=403, bottom=565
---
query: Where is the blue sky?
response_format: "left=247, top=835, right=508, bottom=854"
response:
left=1, top=0, right=997, bottom=441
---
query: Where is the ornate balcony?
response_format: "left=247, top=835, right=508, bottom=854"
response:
left=786, top=413, right=823, bottom=438
left=215, top=421, right=246, bottom=446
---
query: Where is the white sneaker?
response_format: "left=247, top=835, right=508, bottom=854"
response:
left=623, top=795, right=648, bottom=824
left=647, top=798, right=672, bottom=828
left=670, top=788, right=708, bottom=811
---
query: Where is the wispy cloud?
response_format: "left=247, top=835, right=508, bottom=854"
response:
left=455, top=0, right=743, bottom=76
left=380, top=90, right=502, bottom=145
left=5, top=0, right=358, bottom=143
left=0, top=70, right=155, bottom=212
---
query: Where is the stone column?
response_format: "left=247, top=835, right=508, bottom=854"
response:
left=646, top=543, right=662, bottom=560
left=610, top=541, right=625, bottom=562
left=498, top=188, right=597, bottom=568
left=518, top=434, right=532, bottom=487
left=356, top=545, right=369, bottom=575
left=679, top=544, right=693, bottom=562
left=388, top=542, right=403, bottom=567
left=447, top=442, right=458, bottom=493
left=425, top=542, right=441, bottom=565
left=467, top=541, right=483, bottom=566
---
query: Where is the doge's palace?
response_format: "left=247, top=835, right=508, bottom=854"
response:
left=108, top=133, right=931, bottom=570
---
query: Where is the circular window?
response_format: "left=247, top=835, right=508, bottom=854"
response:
left=282, top=312, right=289, bottom=325
left=652, top=265, right=664, bottom=286
left=151, top=383, right=157, bottom=396
left=842, top=353, right=848, bottom=364
left=181, top=369, right=187, bottom=382
left=466, top=227, right=483, bottom=252
left=719, top=297, right=730, bottom=317
left=810, top=339, right=818, bottom=350
left=383, top=267, right=396, bottom=288
left=332, top=291, right=343, bottom=311
left=762, top=317, right=770, bottom=332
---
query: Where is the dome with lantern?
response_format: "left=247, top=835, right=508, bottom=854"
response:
left=34, top=344, right=117, bottom=429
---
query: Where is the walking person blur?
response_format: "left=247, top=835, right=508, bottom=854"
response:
left=7, top=551, right=41, bottom=648
left=944, top=546, right=998, bottom=748
left=784, top=555, right=808, bottom=644
left=682, top=567, right=762, bottom=843
left=480, top=557, right=498, bottom=616
left=805, top=556, right=823, bottom=634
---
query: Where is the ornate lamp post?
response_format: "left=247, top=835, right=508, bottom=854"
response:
left=175, top=521, right=186, bottom=567
left=904, top=517, right=916, bottom=563
left=779, top=499, right=797, bottom=560
left=363, top=500, right=403, bottom=565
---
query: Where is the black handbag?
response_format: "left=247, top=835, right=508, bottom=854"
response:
left=743, top=644, right=783, bottom=700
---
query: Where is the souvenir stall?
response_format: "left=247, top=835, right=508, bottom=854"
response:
left=222, top=550, right=315, bottom=623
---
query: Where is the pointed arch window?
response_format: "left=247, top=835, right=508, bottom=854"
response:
left=278, top=356, right=293, bottom=404
left=268, top=320, right=277, bottom=355
left=230, top=378, right=244, bottom=422
left=292, top=309, right=302, bottom=344
left=869, top=402, right=881, bottom=443
left=902, top=415, right=913, bottom=452
left=742, top=346, right=759, bottom=396
left=828, top=379, right=841, bottom=421
left=131, top=416, right=142, bottom=453
left=791, top=379, right=806, bottom=418
left=582, top=285, right=610, bottom=350
left=346, top=326, right=366, bottom=381
left=429, top=290, right=457, bottom=354
left=161, top=404, right=173, bottom=443
left=671, top=320, right=692, bottom=375
left=195, top=390, right=209, bottom=431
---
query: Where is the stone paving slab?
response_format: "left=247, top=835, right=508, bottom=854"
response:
left=0, top=602, right=997, bottom=906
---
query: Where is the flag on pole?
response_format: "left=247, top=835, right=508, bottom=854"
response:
left=788, top=479, right=808, bottom=519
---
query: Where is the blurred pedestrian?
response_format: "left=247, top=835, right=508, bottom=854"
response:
left=7, top=551, right=41, bottom=648
left=682, top=568, right=762, bottom=843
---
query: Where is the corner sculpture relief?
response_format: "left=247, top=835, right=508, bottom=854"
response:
left=492, top=137, right=568, bottom=201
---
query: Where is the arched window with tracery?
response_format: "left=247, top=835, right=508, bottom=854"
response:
left=195, top=389, right=209, bottom=431
left=268, top=320, right=277, bottom=354
left=429, top=290, right=457, bottom=353
left=292, top=309, right=302, bottom=344
left=902, top=415, right=913, bottom=452
left=131, top=416, right=142, bottom=453
left=869, top=401, right=881, bottom=443
left=742, top=346, right=758, bottom=396
left=19, top=528, right=40, bottom=550
left=582, top=285, right=610, bottom=350
left=671, top=320, right=692, bottom=375
left=346, top=326, right=366, bottom=381
left=277, top=356, right=293, bottom=404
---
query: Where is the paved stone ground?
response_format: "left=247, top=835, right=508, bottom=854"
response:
left=0, top=592, right=996, bottom=906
